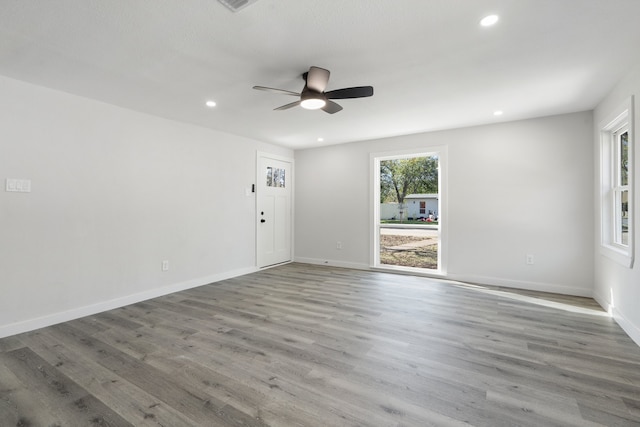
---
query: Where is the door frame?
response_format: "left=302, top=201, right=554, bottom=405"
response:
left=370, top=146, right=448, bottom=276
left=256, top=151, right=295, bottom=268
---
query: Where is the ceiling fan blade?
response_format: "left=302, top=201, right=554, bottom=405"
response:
left=274, top=100, right=301, bottom=111
left=306, top=66, right=330, bottom=93
left=253, top=86, right=300, bottom=96
left=325, top=86, right=374, bottom=99
left=322, top=100, right=343, bottom=114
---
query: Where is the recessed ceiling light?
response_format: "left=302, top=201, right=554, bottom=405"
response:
left=205, top=100, right=217, bottom=108
left=317, top=137, right=324, bottom=142
left=494, top=110, right=504, bottom=116
left=480, top=15, right=499, bottom=27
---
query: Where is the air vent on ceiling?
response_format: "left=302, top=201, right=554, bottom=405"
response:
left=217, top=0, right=260, bottom=12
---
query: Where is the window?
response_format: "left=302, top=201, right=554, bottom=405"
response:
left=266, top=166, right=286, bottom=187
left=371, top=147, right=447, bottom=275
left=600, top=97, right=634, bottom=267
left=614, top=125, right=629, bottom=246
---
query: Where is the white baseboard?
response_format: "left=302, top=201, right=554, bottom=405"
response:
left=592, top=288, right=640, bottom=348
left=293, top=257, right=370, bottom=271
left=0, top=266, right=258, bottom=339
left=594, top=289, right=640, bottom=347
left=294, top=259, right=591, bottom=296
left=612, top=307, right=640, bottom=348
left=446, top=273, right=592, bottom=297
left=7, top=262, right=638, bottom=349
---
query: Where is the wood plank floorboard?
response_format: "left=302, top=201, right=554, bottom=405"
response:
left=2, top=263, right=640, bottom=426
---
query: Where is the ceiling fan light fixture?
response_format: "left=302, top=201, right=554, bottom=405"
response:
left=300, top=98, right=326, bottom=110
left=254, top=66, right=372, bottom=114
left=300, top=91, right=326, bottom=110
left=217, top=0, right=261, bottom=12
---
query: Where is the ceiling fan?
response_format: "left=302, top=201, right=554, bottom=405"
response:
left=253, top=66, right=374, bottom=114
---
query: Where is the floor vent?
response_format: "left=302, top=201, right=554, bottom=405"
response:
left=217, top=0, right=260, bottom=12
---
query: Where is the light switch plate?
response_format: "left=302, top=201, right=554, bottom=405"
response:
left=6, top=178, right=31, bottom=193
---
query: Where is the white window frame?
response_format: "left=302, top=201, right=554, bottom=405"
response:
left=370, top=146, right=448, bottom=276
left=599, top=97, right=634, bottom=267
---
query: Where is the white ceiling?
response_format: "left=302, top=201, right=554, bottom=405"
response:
left=2, top=0, right=640, bottom=149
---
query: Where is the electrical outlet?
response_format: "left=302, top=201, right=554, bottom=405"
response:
left=526, top=254, right=534, bottom=265
left=336, top=241, right=342, bottom=250
left=162, top=260, right=169, bottom=271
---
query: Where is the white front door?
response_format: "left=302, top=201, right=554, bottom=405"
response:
left=257, top=153, right=293, bottom=268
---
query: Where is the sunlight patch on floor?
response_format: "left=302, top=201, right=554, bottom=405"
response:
left=452, top=282, right=610, bottom=317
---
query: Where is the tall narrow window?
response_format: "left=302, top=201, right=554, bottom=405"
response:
left=371, top=148, right=447, bottom=274
left=614, top=125, right=629, bottom=246
left=600, top=98, right=634, bottom=267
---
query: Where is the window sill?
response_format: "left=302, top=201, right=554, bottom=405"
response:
left=600, top=244, right=634, bottom=268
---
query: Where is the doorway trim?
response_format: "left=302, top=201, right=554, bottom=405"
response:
left=370, top=146, right=448, bottom=276
left=256, top=151, right=294, bottom=268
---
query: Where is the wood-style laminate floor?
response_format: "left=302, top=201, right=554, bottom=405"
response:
left=1, top=263, right=640, bottom=426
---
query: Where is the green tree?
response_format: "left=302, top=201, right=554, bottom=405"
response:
left=380, top=156, right=438, bottom=204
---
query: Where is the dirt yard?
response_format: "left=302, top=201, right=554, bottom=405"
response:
left=379, top=234, right=438, bottom=269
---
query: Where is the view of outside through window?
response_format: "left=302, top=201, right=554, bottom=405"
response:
left=379, top=155, right=439, bottom=270
left=618, top=130, right=629, bottom=245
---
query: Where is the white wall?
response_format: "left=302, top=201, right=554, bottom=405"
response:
left=295, top=112, right=594, bottom=296
left=593, top=63, right=640, bottom=346
left=380, top=203, right=401, bottom=220
left=0, top=75, right=292, bottom=338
